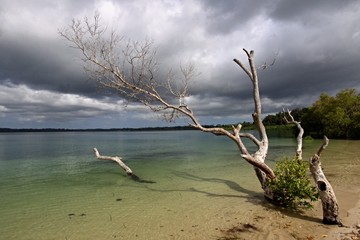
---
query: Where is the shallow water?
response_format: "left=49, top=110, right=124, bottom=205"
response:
left=0, top=131, right=358, bottom=239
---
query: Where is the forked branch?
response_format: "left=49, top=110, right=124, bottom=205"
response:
left=233, top=49, right=274, bottom=182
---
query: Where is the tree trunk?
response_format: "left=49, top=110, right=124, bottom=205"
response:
left=309, top=137, right=340, bottom=224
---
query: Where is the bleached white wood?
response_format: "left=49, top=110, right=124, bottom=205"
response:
left=283, top=108, right=304, bottom=160
left=93, top=148, right=133, bottom=175
left=309, top=137, right=340, bottom=224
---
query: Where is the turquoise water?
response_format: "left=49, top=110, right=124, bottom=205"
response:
left=0, top=131, right=358, bottom=239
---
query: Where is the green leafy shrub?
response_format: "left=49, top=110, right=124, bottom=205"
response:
left=303, top=135, right=314, bottom=141
left=268, top=158, right=319, bottom=209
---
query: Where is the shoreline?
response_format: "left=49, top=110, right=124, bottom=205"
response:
left=218, top=185, right=360, bottom=240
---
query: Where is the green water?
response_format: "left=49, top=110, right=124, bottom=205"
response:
left=0, top=131, right=358, bottom=239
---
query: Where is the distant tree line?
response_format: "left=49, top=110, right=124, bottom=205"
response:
left=0, top=126, right=197, bottom=133
left=263, top=89, right=360, bottom=139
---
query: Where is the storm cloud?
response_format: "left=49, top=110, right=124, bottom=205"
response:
left=0, top=0, right=359, bottom=128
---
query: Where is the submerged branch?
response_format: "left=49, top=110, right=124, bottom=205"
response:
left=93, top=148, right=133, bottom=175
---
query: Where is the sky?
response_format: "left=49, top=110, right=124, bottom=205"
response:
left=0, top=0, right=359, bottom=129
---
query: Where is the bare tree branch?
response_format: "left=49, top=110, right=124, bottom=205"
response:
left=258, top=51, right=278, bottom=70
left=233, top=49, right=273, bottom=184
left=317, top=136, right=329, bottom=156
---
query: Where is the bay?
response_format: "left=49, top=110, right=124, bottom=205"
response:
left=0, top=131, right=358, bottom=239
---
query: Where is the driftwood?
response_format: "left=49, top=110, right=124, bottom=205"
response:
left=309, top=137, right=340, bottom=224
left=93, top=148, right=133, bottom=175
left=93, top=148, right=156, bottom=183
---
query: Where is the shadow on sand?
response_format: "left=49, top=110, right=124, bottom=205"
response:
left=127, top=170, right=322, bottom=224
left=164, top=171, right=323, bottom=224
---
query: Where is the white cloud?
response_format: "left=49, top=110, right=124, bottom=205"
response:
left=0, top=82, right=127, bottom=122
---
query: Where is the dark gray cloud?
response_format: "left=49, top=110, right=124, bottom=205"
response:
left=269, top=0, right=355, bottom=21
left=0, top=0, right=359, bottom=128
left=199, top=0, right=274, bottom=35
left=0, top=37, right=96, bottom=95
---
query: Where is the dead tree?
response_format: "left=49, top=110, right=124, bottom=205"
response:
left=59, top=15, right=275, bottom=188
left=309, top=137, right=340, bottom=224
left=60, top=14, right=340, bottom=223
left=283, top=110, right=340, bottom=223
left=283, top=108, right=304, bottom=160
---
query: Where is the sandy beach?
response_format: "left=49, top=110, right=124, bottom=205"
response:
left=215, top=140, right=360, bottom=240
left=217, top=183, right=360, bottom=240
left=327, top=191, right=360, bottom=240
